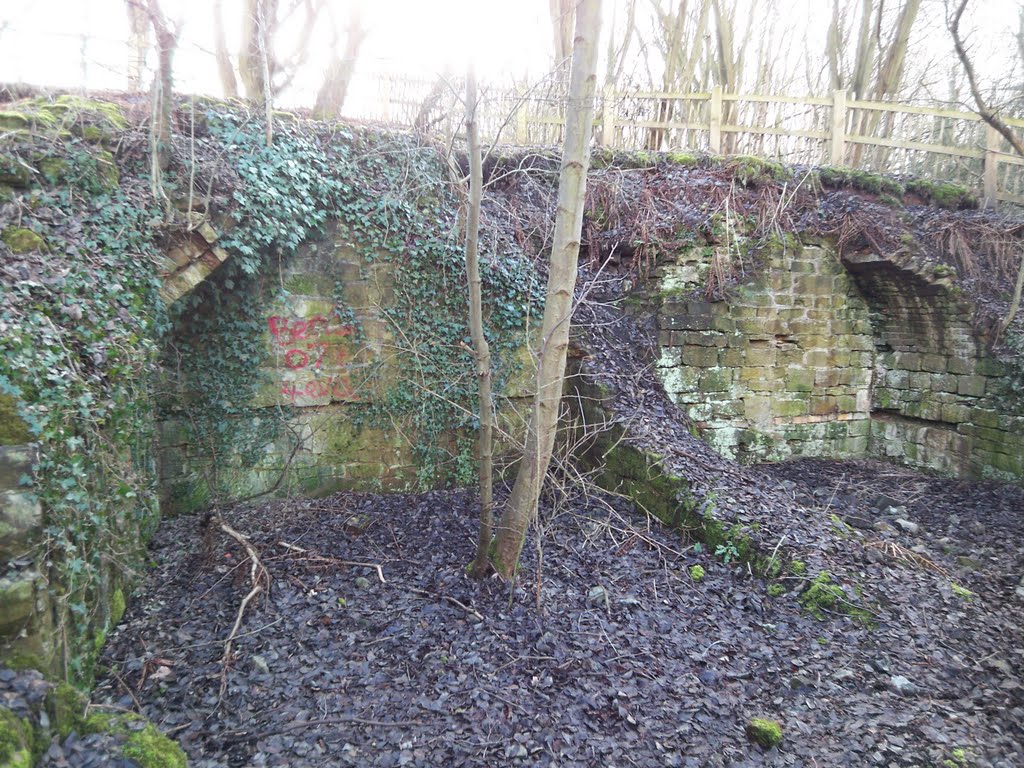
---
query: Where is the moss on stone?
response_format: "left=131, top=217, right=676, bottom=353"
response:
left=48, top=683, right=88, bottom=739
left=111, top=587, right=127, bottom=626
left=688, top=564, right=705, bottom=582
left=123, top=722, right=188, bottom=768
left=1, top=227, right=45, bottom=254
left=666, top=152, right=699, bottom=167
left=789, top=560, right=806, bottom=576
left=728, top=155, right=787, bottom=187
left=0, top=708, right=32, bottom=768
left=905, top=178, right=977, bottom=210
left=0, top=393, right=32, bottom=444
left=745, top=717, right=782, bottom=748
left=817, top=166, right=904, bottom=197
left=767, top=583, right=785, bottom=597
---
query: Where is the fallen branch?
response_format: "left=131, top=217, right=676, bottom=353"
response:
left=409, top=586, right=485, bottom=622
left=210, top=515, right=271, bottom=703
left=277, top=541, right=386, bottom=583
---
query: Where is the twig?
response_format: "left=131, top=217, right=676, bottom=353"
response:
left=409, top=586, right=485, bottom=622
left=276, top=541, right=386, bottom=583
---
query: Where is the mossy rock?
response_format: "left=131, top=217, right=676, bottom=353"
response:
left=83, top=712, right=188, bottom=767
left=1, top=227, right=46, bottom=254
left=47, top=683, right=88, bottom=740
left=666, top=151, right=700, bottom=167
left=0, top=707, right=32, bottom=768
left=0, top=393, right=32, bottom=444
left=123, top=722, right=188, bottom=768
left=745, top=717, right=782, bottom=748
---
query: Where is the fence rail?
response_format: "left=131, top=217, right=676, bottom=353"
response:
left=345, top=74, right=1024, bottom=207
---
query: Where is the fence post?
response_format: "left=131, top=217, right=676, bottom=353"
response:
left=830, top=89, right=847, bottom=165
left=601, top=85, right=615, bottom=148
left=380, top=76, right=392, bottom=123
left=709, top=86, right=722, bottom=154
left=983, top=124, right=1000, bottom=207
left=515, top=87, right=529, bottom=144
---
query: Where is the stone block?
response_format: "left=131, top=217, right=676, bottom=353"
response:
left=743, top=395, right=772, bottom=426
left=719, top=347, right=745, bottom=367
left=946, top=356, right=975, bottom=375
left=698, top=367, right=733, bottom=393
left=682, top=346, right=720, bottom=368
left=785, top=368, right=815, bottom=393
left=746, top=346, right=776, bottom=366
left=957, top=375, right=986, bottom=398
left=897, top=352, right=922, bottom=371
left=0, top=570, right=41, bottom=635
left=772, top=398, right=807, bottom=418
left=885, top=370, right=909, bottom=389
left=0, top=491, right=42, bottom=561
left=809, top=396, right=838, bottom=416
left=921, top=354, right=947, bottom=373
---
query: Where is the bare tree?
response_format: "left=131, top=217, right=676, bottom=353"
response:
left=550, top=0, right=576, bottom=76
left=237, top=0, right=324, bottom=101
left=462, top=68, right=495, bottom=579
left=491, top=0, right=603, bottom=578
left=143, top=0, right=178, bottom=173
left=313, top=3, right=367, bottom=118
left=949, top=0, right=1024, bottom=335
left=123, top=0, right=150, bottom=91
left=213, top=0, right=239, bottom=98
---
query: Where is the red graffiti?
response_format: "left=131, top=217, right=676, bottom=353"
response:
left=269, top=313, right=358, bottom=404
left=268, top=315, right=352, bottom=344
left=280, top=375, right=357, bottom=402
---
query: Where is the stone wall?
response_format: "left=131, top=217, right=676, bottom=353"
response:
left=656, top=242, right=875, bottom=462
left=159, top=228, right=535, bottom=515
left=651, top=239, right=1024, bottom=482
left=845, top=253, right=1024, bottom=480
left=0, top=399, right=53, bottom=671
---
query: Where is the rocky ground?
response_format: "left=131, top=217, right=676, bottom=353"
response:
left=42, top=456, right=1017, bottom=768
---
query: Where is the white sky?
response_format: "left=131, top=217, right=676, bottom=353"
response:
left=0, top=0, right=1019, bottom=109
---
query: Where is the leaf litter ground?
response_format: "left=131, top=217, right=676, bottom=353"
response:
left=81, top=459, right=1024, bottom=768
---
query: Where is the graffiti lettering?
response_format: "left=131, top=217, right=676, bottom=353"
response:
left=269, top=313, right=359, bottom=404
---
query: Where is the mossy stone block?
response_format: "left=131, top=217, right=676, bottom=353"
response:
left=1, top=227, right=45, bottom=254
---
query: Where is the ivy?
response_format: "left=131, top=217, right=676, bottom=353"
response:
left=0, top=123, right=164, bottom=683
left=164, top=109, right=540, bottom=491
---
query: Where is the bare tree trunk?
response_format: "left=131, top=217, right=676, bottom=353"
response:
left=313, top=5, right=366, bottom=118
left=549, top=0, right=576, bottom=76
left=850, top=0, right=875, bottom=99
left=414, top=71, right=450, bottom=133
left=491, top=0, right=602, bottom=578
left=463, top=68, right=495, bottom=579
left=213, top=0, right=238, bottom=98
left=124, top=0, right=150, bottom=91
left=240, top=0, right=278, bottom=101
left=257, top=0, right=273, bottom=145
left=146, top=0, right=176, bottom=172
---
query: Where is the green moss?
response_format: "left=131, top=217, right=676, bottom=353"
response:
left=48, top=683, right=88, bottom=739
left=0, top=708, right=32, bottom=768
left=799, top=571, right=873, bottom=625
left=123, top=723, right=188, bottom=768
left=745, top=717, right=782, bottom=748
left=111, top=587, right=127, bottom=626
left=728, top=155, right=786, bottom=187
left=817, top=166, right=904, bottom=198
left=0, top=393, right=32, bottom=444
left=950, top=582, right=974, bottom=600
left=767, top=583, right=785, bottom=597
left=1, top=227, right=45, bottom=254
left=4, top=650, right=46, bottom=673
left=905, top=178, right=977, bottom=210
left=942, top=747, right=970, bottom=767
left=667, top=152, right=699, bottom=167
left=789, top=560, right=806, bottom=576
left=688, top=564, right=705, bottom=582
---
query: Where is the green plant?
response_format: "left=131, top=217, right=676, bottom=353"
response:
left=950, top=582, right=974, bottom=599
left=767, top=583, right=785, bottom=597
left=715, top=541, right=740, bottom=565
left=688, top=564, right=705, bottom=582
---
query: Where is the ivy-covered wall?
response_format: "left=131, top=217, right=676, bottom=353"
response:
left=157, top=112, right=539, bottom=514
left=0, top=97, right=162, bottom=682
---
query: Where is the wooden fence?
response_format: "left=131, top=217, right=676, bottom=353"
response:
left=344, top=74, right=1024, bottom=207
